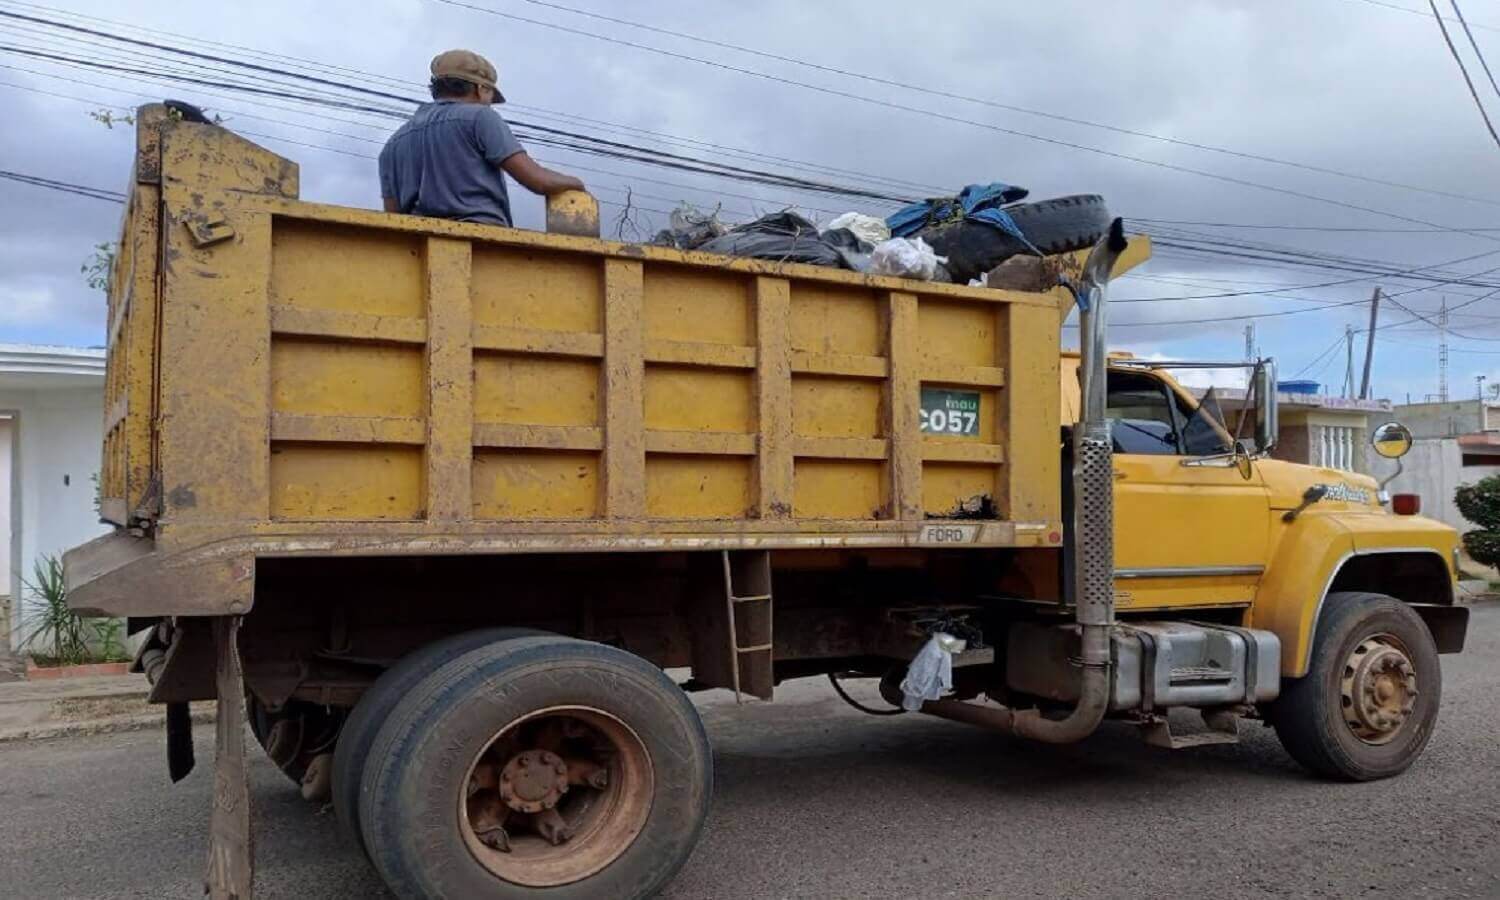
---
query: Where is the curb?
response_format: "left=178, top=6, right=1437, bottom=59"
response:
left=24, top=662, right=132, bottom=681
left=0, top=707, right=216, bottom=745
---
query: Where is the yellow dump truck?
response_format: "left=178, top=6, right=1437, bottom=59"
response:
left=65, top=106, right=1469, bottom=900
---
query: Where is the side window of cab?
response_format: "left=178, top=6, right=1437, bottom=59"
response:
left=1105, top=370, right=1181, bottom=455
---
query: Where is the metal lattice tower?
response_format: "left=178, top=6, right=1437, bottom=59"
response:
left=1439, top=298, right=1450, bottom=403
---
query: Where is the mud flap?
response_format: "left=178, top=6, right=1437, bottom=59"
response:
left=166, top=702, right=195, bottom=782
left=205, top=616, right=253, bottom=900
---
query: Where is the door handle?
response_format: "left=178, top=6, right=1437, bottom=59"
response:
left=1112, top=469, right=1127, bottom=480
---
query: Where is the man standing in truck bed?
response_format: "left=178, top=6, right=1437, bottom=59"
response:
left=379, top=50, right=585, bottom=226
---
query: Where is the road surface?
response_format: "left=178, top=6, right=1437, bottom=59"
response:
left=2, top=603, right=1497, bottom=899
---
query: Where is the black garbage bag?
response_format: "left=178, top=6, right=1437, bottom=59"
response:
left=698, top=212, right=857, bottom=269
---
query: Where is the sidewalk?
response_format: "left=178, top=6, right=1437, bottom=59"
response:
left=0, top=673, right=213, bottom=743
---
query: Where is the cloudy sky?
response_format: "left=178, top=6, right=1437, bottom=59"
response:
left=3, top=0, right=1499, bottom=402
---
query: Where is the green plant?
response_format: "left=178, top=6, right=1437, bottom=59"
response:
left=80, top=242, right=116, bottom=293
left=88, top=108, right=135, bottom=130
left=1455, top=475, right=1500, bottom=567
left=17, top=555, right=127, bottom=665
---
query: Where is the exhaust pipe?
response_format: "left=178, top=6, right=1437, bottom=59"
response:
left=917, top=221, right=1128, bottom=743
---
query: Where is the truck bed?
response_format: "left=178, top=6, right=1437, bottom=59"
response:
left=75, top=105, right=1080, bottom=617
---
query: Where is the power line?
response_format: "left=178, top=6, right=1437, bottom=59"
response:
left=429, top=0, right=1500, bottom=241
left=1450, top=0, right=1500, bottom=103
left=0, top=7, right=926, bottom=206
left=1427, top=0, right=1500, bottom=150
left=0, top=167, right=123, bottom=202
left=457, top=0, right=1500, bottom=211
left=1130, top=216, right=1500, bottom=234
left=1340, top=0, right=1500, bottom=32
left=0, top=0, right=948, bottom=197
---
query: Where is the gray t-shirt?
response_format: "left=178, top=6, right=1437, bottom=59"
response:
left=378, top=100, right=525, bottom=226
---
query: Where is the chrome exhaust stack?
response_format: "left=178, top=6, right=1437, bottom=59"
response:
left=917, top=220, right=1128, bottom=743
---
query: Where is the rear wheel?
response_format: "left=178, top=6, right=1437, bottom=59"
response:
left=360, top=635, right=712, bottom=899
left=1269, top=591, right=1441, bottom=781
left=331, top=627, right=544, bottom=855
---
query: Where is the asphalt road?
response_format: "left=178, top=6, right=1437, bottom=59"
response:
left=3, top=603, right=1498, bottom=900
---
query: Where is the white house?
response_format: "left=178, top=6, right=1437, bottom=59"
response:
left=0, top=344, right=108, bottom=672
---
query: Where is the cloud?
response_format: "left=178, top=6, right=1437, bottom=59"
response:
left=1, top=0, right=1497, bottom=401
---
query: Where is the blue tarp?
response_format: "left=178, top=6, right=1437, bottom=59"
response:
left=886, top=182, right=1037, bottom=252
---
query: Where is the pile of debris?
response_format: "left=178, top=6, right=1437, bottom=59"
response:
left=651, top=183, right=1111, bottom=285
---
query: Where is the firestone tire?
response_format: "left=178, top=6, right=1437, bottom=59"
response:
left=920, top=194, right=1111, bottom=282
left=331, top=627, right=544, bottom=857
left=1268, top=591, right=1441, bottom=781
left=360, top=635, right=712, bottom=900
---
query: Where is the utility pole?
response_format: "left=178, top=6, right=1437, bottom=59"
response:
left=1359, top=287, right=1380, bottom=399
left=1244, top=323, right=1256, bottom=362
left=1478, top=375, right=1487, bottom=400
left=1344, top=325, right=1356, bottom=398
left=1439, top=298, right=1450, bottom=403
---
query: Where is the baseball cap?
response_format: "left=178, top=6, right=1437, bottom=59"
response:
left=431, top=49, right=505, bottom=103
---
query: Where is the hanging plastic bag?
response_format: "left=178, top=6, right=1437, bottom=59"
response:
left=651, top=203, right=729, bottom=250
left=822, top=212, right=891, bottom=247
left=869, top=237, right=947, bottom=281
left=899, top=632, right=966, bottom=710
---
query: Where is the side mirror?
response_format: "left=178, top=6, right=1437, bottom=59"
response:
left=1254, top=359, right=1278, bottom=453
left=1372, top=422, right=1413, bottom=460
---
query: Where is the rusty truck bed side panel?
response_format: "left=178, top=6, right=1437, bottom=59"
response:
left=72, top=107, right=1147, bottom=617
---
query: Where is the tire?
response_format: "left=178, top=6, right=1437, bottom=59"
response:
left=1268, top=591, right=1441, bottom=781
left=331, top=628, right=545, bottom=857
left=360, top=635, right=712, bottom=900
left=920, top=194, right=1111, bottom=282
left=247, top=696, right=341, bottom=787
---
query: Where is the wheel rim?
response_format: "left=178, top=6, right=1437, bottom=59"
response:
left=459, top=706, right=654, bottom=887
left=1339, top=633, right=1419, bottom=746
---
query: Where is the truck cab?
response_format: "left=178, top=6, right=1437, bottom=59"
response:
left=1052, top=355, right=1465, bottom=767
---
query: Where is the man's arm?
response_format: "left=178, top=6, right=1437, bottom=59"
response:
left=499, top=152, right=585, bottom=197
left=382, top=197, right=400, bottom=213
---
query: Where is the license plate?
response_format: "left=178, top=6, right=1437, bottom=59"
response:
left=919, top=388, right=981, bottom=437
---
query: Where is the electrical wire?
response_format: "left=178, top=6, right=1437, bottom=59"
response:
left=466, top=0, right=1500, bottom=211
left=0, top=168, right=124, bottom=202
left=1427, top=0, right=1500, bottom=150
left=1449, top=0, right=1500, bottom=102
left=0, top=0, right=949, bottom=197
left=428, top=0, right=1500, bottom=242
left=827, top=673, right=904, bottom=717
left=1130, top=216, right=1500, bottom=234
left=1341, top=0, right=1500, bottom=33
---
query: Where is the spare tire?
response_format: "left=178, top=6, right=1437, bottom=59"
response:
left=920, top=194, right=1110, bottom=283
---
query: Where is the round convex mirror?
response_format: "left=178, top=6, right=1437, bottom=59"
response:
left=1371, top=421, right=1413, bottom=460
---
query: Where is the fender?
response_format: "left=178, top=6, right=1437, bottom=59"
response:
left=1252, top=509, right=1458, bottom=678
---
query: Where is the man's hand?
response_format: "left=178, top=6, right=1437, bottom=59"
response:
left=382, top=197, right=400, bottom=213
left=500, top=152, right=585, bottom=196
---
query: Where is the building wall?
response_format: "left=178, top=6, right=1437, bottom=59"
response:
left=1271, top=406, right=1371, bottom=473
left=1368, top=437, right=1500, bottom=533
left=1374, top=400, right=1500, bottom=440
left=0, top=387, right=107, bottom=651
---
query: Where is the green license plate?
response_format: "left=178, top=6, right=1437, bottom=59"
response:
left=919, top=388, right=981, bottom=436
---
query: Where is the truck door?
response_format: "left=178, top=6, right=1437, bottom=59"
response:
left=1106, top=370, right=1271, bottom=611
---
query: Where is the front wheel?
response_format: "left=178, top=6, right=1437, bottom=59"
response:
left=360, top=634, right=712, bottom=899
left=1268, top=591, right=1442, bottom=781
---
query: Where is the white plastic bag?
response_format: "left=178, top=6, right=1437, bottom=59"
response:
left=822, top=212, right=892, bottom=246
left=870, top=237, right=946, bottom=281
left=899, top=632, right=965, bottom=710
